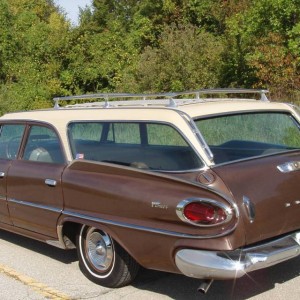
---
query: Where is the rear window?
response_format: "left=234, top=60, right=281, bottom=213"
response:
left=195, top=112, right=300, bottom=164
left=68, top=122, right=203, bottom=171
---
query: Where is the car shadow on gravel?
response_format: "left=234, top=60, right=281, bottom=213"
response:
left=132, top=256, right=300, bottom=300
left=1, top=229, right=299, bottom=299
left=0, top=229, right=77, bottom=264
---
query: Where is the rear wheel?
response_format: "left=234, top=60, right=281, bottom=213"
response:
left=77, top=225, right=139, bottom=287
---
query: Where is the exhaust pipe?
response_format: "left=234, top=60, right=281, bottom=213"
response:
left=197, top=279, right=214, bottom=294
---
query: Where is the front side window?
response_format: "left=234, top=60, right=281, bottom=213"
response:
left=68, top=122, right=203, bottom=171
left=23, top=125, right=65, bottom=164
left=195, top=112, right=300, bottom=164
left=0, top=124, right=25, bottom=159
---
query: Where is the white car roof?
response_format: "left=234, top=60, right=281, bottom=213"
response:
left=0, top=89, right=297, bottom=165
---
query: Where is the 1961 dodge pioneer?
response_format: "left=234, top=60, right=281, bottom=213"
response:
left=0, top=89, right=299, bottom=293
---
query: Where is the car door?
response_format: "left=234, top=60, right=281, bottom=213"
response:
left=0, top=124, right=25, bottom=225
left=7, top=124, right=66, bottom=238
left=213, top=151, right=300, bottom=245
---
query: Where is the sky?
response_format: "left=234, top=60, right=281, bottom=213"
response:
left=55, top=0, right=92, bottom=25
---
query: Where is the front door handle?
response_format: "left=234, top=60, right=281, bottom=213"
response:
left=0, top=172, right=5, bottom=178
left=277, top=161, right=300, bottom=173
left=45, top=179, right=57, bottom=187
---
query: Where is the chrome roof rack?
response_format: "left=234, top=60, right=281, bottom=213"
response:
left=53, top=88, right=269, bottom=109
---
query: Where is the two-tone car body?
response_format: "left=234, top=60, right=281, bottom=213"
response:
left=0, top=89, right=299, bottom=292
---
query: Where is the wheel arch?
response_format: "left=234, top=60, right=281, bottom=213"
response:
left=57, top=215, right=138, bottom=261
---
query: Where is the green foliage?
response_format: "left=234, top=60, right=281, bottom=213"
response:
left=119, top=25, right=224, bottom=92
left=0, top=0, right=70, bottom=114
left=0, top=0, right=299, bottom=116
left=221, top=0, right=300, bottom=95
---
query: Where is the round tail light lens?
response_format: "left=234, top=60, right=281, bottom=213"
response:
left=177, top=199, right=231, bottom=226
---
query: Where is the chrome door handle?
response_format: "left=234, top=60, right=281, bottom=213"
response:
left=45, top=179, right=57, bottom=187
left=0, top=172, right=5, bottom=178
left=277, top=161, right=300, bottom=173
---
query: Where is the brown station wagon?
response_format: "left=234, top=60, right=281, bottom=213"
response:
left=0, top=88, right=300, bottom=293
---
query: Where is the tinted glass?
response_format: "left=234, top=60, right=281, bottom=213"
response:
left=68, top=122, right=203, bottom=171
left=23, top=126, right=65, bottom=164
left=0, top=124, right=25, bottom=159
left=196, top=112, right=300, bottom=164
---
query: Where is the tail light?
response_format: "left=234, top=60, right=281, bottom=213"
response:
left=176, top=198, right=233, bottom=227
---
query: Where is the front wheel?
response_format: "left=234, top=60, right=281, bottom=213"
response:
left=77, top=225, right=139, bottom=288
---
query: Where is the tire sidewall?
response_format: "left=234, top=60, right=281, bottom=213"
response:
left=77, top=225, right=131, bottom=287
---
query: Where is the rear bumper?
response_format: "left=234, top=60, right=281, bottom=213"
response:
left=175, top=231, right=300, bottom=280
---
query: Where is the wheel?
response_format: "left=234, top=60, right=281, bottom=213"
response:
left=77, top=225, right=139, bottom=288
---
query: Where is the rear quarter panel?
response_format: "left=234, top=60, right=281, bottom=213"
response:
left=61, top=160, right=244, bottom=273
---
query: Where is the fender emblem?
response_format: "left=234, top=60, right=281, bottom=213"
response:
left=151, top=202, right=168, bottom=210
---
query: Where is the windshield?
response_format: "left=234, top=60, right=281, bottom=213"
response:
left=195, top=112, right=300, bottom=164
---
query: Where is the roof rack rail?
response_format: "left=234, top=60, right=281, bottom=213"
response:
left=53, top=88, right=269, bottom=109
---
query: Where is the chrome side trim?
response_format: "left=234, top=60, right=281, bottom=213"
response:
left=62, top=210, right=237, bottom=239
left=277, top=161, right=300, bottom=173
left=175, top=231, right=300, bottom=280
left=176, top=198, right=233, bottom=227
left=8, top=198, right=62, bottom=213
left=178, top=111, right=214, bottom=163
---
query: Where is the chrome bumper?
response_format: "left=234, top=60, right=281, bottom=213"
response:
left=175, top=232, right=300, bottom=280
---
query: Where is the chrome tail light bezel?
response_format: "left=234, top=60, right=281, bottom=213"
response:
left=176, top=198, right=234, bottom=227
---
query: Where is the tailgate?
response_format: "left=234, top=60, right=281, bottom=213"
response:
left=213, top=151, right=300, bottom=245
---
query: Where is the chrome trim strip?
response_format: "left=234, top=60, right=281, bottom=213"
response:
left=62, top=210, right=236, bottom=239
left=8, top=198, right=62, bottom=213
left=178, top=111, right=214, bottom=163
left=277, top=161, right=300, bottom=173
left=175, top=231, right=300, bottom=280
left=176, top=198, right=233, bottom=227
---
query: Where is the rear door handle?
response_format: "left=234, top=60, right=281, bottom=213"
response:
left=45, top=179, right=57, bottom=187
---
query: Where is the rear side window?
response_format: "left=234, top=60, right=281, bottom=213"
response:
left=107, top=123, right=140, bottom=144
left=196, top=112, right=300, bottom=164
left=68, top=122, right=203, bottom=171
left=147, top=124, right=187, bottom=146
left=0, top=124, right=25, bottom=159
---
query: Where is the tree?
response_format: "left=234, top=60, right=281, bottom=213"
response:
left=0, top=0, right=70, bottom=114
left=221, top=0, right=300, bottom=100
left=118, top=25, right=224, bottom=92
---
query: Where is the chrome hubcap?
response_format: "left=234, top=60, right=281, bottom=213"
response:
left=86, top=228, right=114, bottom=272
